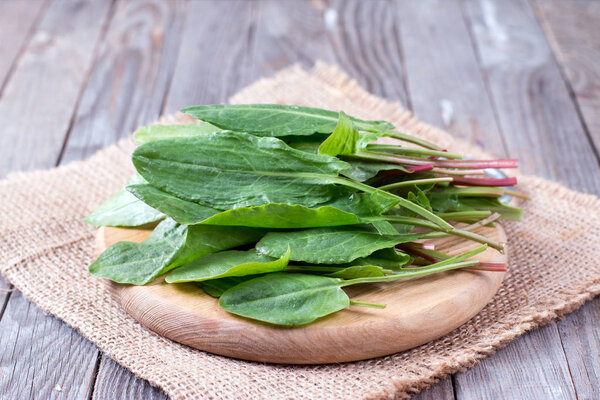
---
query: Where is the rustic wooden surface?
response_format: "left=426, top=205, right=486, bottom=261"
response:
left=100, top=225, right=507, bottom=364
left=0, top=0, right=597, bottom=398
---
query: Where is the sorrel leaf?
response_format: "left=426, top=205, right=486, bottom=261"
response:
left=256, top=227, right=425, bottom=264
left=318, top=111, right=358, bottom=156
left=340, top=160, right=406, bottom=182
left=84, top=174, right=164, bottom=227
left=133, top=122, right=222, bottom=145
left=89, top=218, right=263, bottom=285
left=197, top=276, right=254, bottom=298
left=132, top=132, right=352, bottom=209
left=166, top=248, right=290, bottom=283
left=327, top=265, right=387, bottom=279
left=182, top=104, right=393, bottom=136
left=128, top=184, right=398, bottom=227
left=219, top=273, right=349, bottom=326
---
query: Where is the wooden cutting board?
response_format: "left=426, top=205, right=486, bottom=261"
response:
left=97, top=224, right=507, bottom=364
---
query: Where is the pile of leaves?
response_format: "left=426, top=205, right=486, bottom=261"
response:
left=87, top=104, right=524, bottom=326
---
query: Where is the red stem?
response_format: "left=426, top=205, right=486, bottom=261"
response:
left=468, top=263, right=507, bottom=272
left=406, top=164, right=434, bottom=173
left=450, top=176, right=517, bottom=187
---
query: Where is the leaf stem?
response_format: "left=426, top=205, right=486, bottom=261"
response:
left=366, top=144, right=462, bottom=159
left=383, top=131, right=442, bottom=150
left=349, top=300, right=387, bottom=308
left=330, top=176, right=453, bottom=231
left=339, top=260, right=480, bottom=286
left=380, top=214, right=505, bottom=251
left=378, top=177, right=452, bottom=191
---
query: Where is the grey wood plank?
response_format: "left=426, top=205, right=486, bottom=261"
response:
left=327, top=0, right=410, bottom=105
left=0, top=0, right=48, bottom=94
left=412, top=377, right=455, bottom=400
left=397, top=0, right=506, bottom=153
left=461, top=0, right=600, bottom=194
left=455, top=324, right=576, bottom=400
left=534, top=0, right=600, bottom=151
left=0, top=0, right=114, bottom=399
left=92, top=357, right=168, bottom=400
left=0, top=291, right=99, bottom=400
left=555, top=300, right=600, bottom=400
left=532, top=4, right=600, bottom=398
left=0, top=0, right=113, bottom=178
left=60, top=0, right=187, bottom=164
left=249, top=0, right=335, bottom=79
left=163, top=0, right=259, bottom=113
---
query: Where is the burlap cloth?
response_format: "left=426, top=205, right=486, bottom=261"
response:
left=1, top=63, right=599, bottom=400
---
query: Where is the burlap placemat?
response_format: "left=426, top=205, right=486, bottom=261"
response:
left=1, top=63, right=599, bottom=400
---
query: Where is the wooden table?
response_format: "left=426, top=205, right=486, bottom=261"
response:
left=0, top=0, right=598, bottom=399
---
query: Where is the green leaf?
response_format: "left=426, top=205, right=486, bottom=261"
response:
left=132, top=132, right=351, bottom=209
left=327, top=265, right=387, bottom=279
left=219, top=273, right=349, bottom=326
left=166, top=248, right=290, bottom=283
left=128, top=184, right=397, bottom=227
left=197, top=276, right=254, bottom=298
left=256, top=227, right=425, bottom=264
left=89, top=218, right=263, bottom=285
left=455, top=197, right=523, bottom=221
left=318, top=111, right=358, bottom=156
left=182, top=104, right=393, bottom=137
left=340, top=160, right=406, bottom=182
left=352, top=248, right=412, bottom=269
left=84, top=174, right=164, bottom=227
left=133, top=122, right=222, bottom=145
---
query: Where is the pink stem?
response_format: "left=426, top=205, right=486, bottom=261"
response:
left=406, top=164, right=434, bottom=173
left=451, top=176, right=517, bottom=187
left=468, top=263, right=507, bottom=272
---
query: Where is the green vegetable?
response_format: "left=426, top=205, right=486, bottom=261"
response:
left=166, top=248, right=290, bottom=283
left=220, top=258, right=482, bottom=325
left=197, top=277, right=254, bottom=298
left=318, top=111, right=358, bottom=156
left=132, top=132, right=351, bottom=209
left=84, top=174, right=164, bottom=227
left=326, top=265, right=388, bottom=279
left=219, top=273, right=350, bottom=326
left=89, top=218, right=263, bottom=285
left=182, top=104, right=393, bottom=136
left=128, top=184, right=397, bottom=227
left=133, top=122, right=222, bottom=145
left=256, top=227, right=425, bottom=264
left=86, top=103, right=523, bottom=327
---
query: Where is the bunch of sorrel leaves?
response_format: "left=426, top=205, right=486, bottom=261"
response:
left=86, top=104, right=525, bottom=326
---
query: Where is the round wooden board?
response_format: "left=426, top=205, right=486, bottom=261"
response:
left=97, top=225, right=507, bottom=364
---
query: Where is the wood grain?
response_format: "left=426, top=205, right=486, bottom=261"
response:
left=0, top=291, right=99, bottom=400
left=250, top=0, right=335, bottom=79
left=327, top=0, right=410, bottom=105
left=397, top=0, right=506, bottom=153
left=163, top=0, right=258, bottom=113
left=92, top=357, right=168, bottom=400
left=0, top=0, right=112, bottom=178
left=555, top=299, right=600, bottom=400
left=454, top=323, right=576, bottom=400
left=99, top=225, right=506, bottom=364
left=60, top=0, right=186, bottom=164
left=535, top=0, right=600, bottom=150
left=0, top=0, right=48, bottom=94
